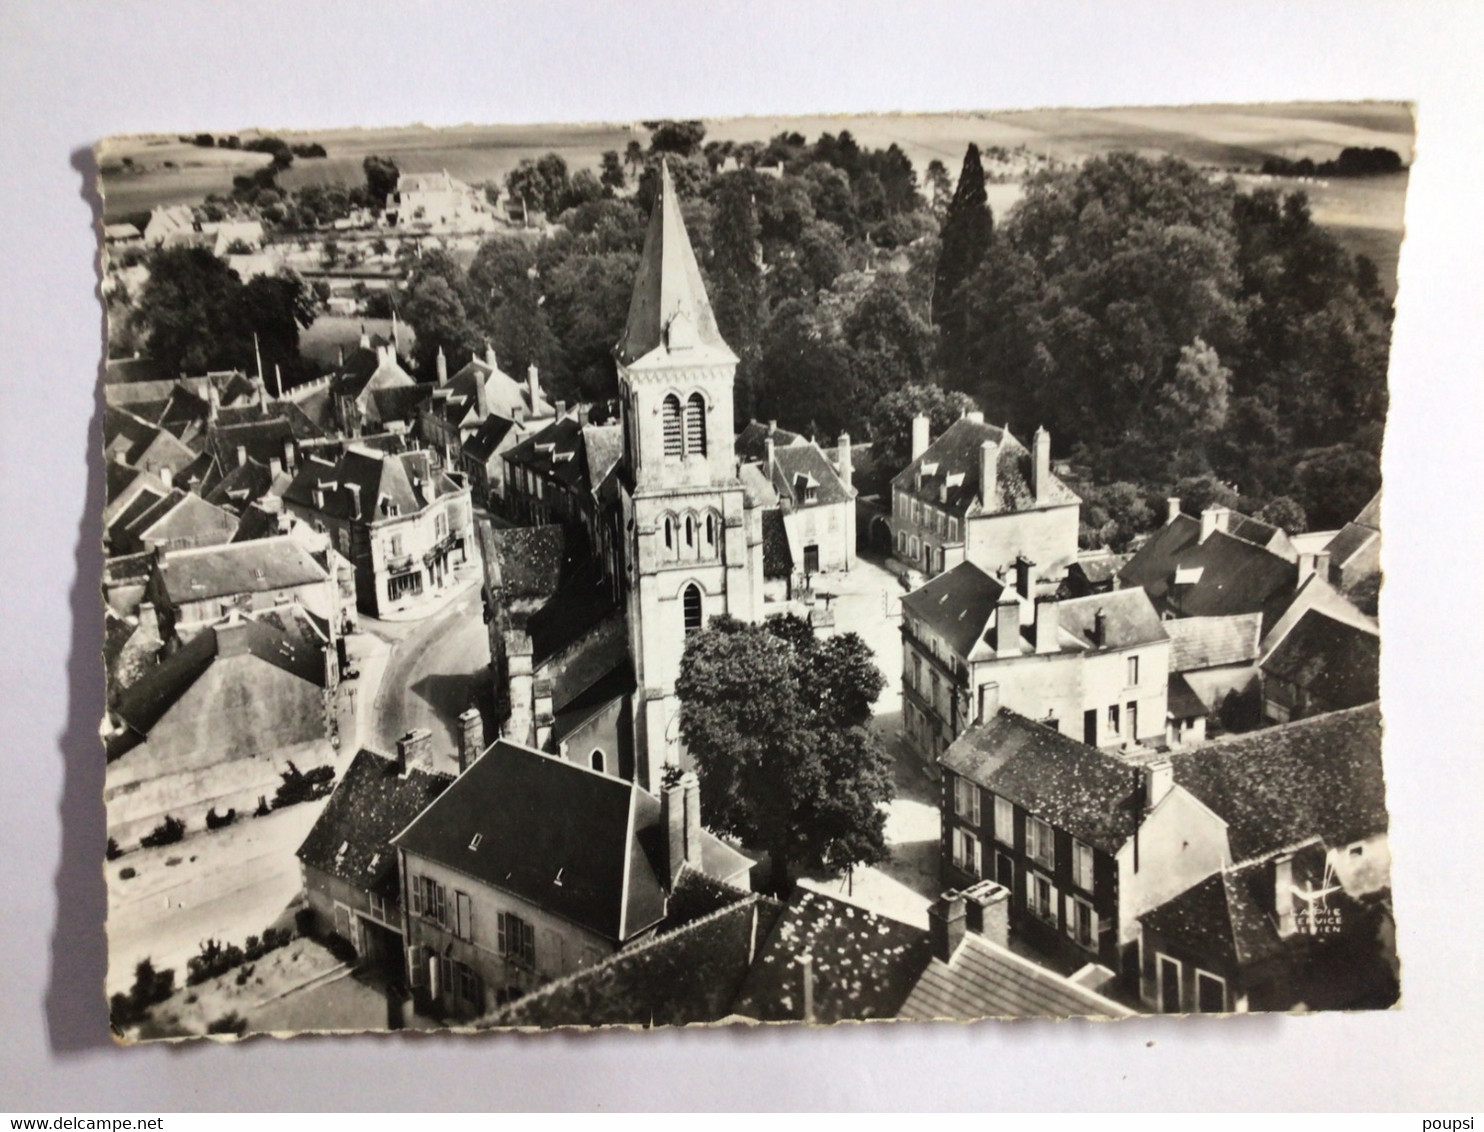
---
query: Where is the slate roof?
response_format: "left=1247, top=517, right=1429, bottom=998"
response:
left=900, top=932, right=1133, bottom=1020
left=1121, top=525, right=1297, bottom=624
left=331, top=345, right=416, bottom=403
left=581, top=424, right=625, bottom=495
left=502, top=416, right=588, bottom=489
left=739, top=462, right=779, bottom=509
left=616, top=162, right=737, bottom=370
left=1168, top=673, right=1209, bottom=720
left=1262, top=610, right=1380, bottom=710
left=527, top=562, right=617, bottom=666
left=111, top=609, right=328, bottom=742
left=157, top=536, right=328, bottom=604
left=1353, top=491, right=1381, bottom=531
left=1170, top=702, right=1386, bottom=862
left=1224, top=511, right=1284, bottom=550
left=1166, top=613, right=1264, bottom=672
left=890, top=418, right=1078, bottom=517
left=901, top=561, right=1004, bottom=659
left=770, top=443, right=854, bottom=509
left=1054, top=588, right=1168, bottom=653
left=105, top=356, right=175, bottom=385
left=206, top=458, right=281, bottom=516
left=736, top=420, right=806, bottom=463
left=283, top=447, right=457, bottom=523
left=551, top=662, right=636, bottom=744
left=447, top=352, right=550, bottom=419
left=941, top=709, right=1145, bottom=854
left=730, top=888, right=934, bottom=1023
left=1139, top=860, right=1288, bottom=970
left=461, top=413, right=520, bottom=464
left=103, top=406, right=198, bottom=470
left=296, top=748, right=452, bottom=900
left=1325, top=522, right=1381, bottom=570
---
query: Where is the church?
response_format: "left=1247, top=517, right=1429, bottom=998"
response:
left=491, top=163, right=785, bottom=790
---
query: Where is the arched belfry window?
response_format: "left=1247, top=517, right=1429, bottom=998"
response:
left=685, top=393, right=706, bottom=457
left=683, top=583, right=703, bottom=636
left=662, top=394, right=683, bottom=458
left=663, top=516, right=675, bottom=553
left=705, top=512, right=718, bottom=553
left=685, top=515, right=695, bottom=549
left=590, top=749, right=605, bottom=773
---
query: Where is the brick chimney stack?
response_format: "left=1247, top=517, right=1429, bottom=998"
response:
left=395, top=728, right=434, bottom=777
left=1032, top=427, right=1052, bottom=504
left=661, top=770, right=705, bottom=886
left=911, top=414, right=930, bottom=462
left=961, top=879, right=1011, bottom=948
left=436, top=346, right=448, bottom=387
left=996, top=593, right=1021, bottom=658
left=928, top=890, right=968, bottom=962
left=457, top=708, right=484, bottom=774
left=1200, top=505, right=1230, bottom=544
left=980, top=440, right=998, bottom=511
left=1034, top=598, right=1060, bottom=655
left=837, top=433, right=852, bottom=490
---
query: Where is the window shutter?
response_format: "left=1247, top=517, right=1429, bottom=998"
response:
left=410, top=878, right=421, bottom=916
left=407, top=946, right=426, bottom=987
left=497, top=911, right=508, bottom=956
left=1049, top=883, right=1061, bottom=927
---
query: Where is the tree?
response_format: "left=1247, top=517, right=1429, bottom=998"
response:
left=645, top=119, right=706, bottom=157
left=363, top=155, right=400, bottom=208
left=754, top=298, right=861, bottom=438
left=932, top=143, right=994, bottom=372
left=599, top=150, right=626, bottom=191
left=1256, top=495, right=1308, bottom=535
left=867, top=382, right=979, bottom=481
left=131, top=246, right=249, bottom=374
left=1155, top=337, right=1231, bottom=461
left=707, top=174, right=765, bottom=357
left=925, top=158, right=953, bottom=213
left=675, top=615, right=891, bottom=894
left=624, top=139, right=645, bottom=177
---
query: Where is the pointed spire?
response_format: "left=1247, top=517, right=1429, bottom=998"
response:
left=615, top=160, right=736, bottom=367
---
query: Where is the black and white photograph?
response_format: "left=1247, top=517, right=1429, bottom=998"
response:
left=94, top=103, right=1405, bottom=1040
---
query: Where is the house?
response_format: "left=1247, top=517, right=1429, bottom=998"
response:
left=1142, top=704, right=1392, bottom=1012
left=1060, top=549, right=1130, bottom=599
left=899, top=884, right=1134, bottom=1020
left=1260, top=610, right=1380, bottom=724
left=104, top=222, right=143, bottom=245
left=103, top=406, right=200, bottom=480
left=393, top=742, right=752, bottom=1020
left=1119, top=503, right=1299, bottom=626
left=900, top=561, right=1170, bottom=761
left=1323, top=490, right=1381, bottom=611
left=296, top=736, right=454, bottom=977
left=142, top=204, right=201, bottom=246
left=938, top=708, right=1231, bottom=982
left=755, top=432, right=857, bottom=577
left=327, top=340, right=427, bottom=438
left=735, top=419, right=806, bottom=463
left=105, top=486, right=239, bottom=556
left=211, top=219, right=264, bottom=257
left=102, top=608, right=337, bottom=847
left=144, top=534, right=354, bottom=643
left=460, top=412, right=522, bottom=508
left=1163, top=612, right=1264, bottom=745
left=888, top=412, right=1080, bottom=581
left=282, top=445, right=474, bottom=618
left=383, top=170, right=496, bottom=231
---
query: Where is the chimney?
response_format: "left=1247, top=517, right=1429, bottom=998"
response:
left=683, top=771, right=703, bottom=872
left=457, top=708, right=484, bottom=774
left=159, top=467, right=173, bottom=490
left=1200, top=505, right=1229, bottom=543
left=799, top=953, right=816, bottom=1023
left=962, top=880, right=1010, bottom=948
left=345, top=482, right=361, bottom=519
left=235, top=444, right=247, bottom=469
left=1274, top=854, right=1297, bottom=938
left=1014, top=554, right=1033, bottom=599
left=283, top=437, right=296, bottom=471
left=136, top=601, right=158, bottom=639
left=555, top=400, right=567, bottom=420
left=358, top=323, right=370, bottom=350
left=1143, top=758, right=1174, bottom=810
left=837, top=433, right=852, bottom=490
left=269, top=455, right=282, bottom=479
left=395, top=728, right=434, bottom=776
left=485, top=343, right=499, bottom=372
left=1166, top=497, right=1181, bottom=525
left=964, top=409, right=985, bottom=424
left=996, top=594, right=1021, bottom=658
left=764, top=435, right=775, bottom=476
left=1092, top=606, right=1107, bottom=649
left=206, top=380, right=220, bottom=424
left=911, top=414, right=930, bottom=462
left=928, top=890, right=968, bottom=962
left=980, top=440, right=998, bottom=510
left=1297, top=550, right=1331, bottom=587
left=1034, top=598, right=1059, bottom=654
left=527, top=364, right=541, bottom=414
left=473, top=370, right=490, bottom=418
left=502, top=630, right=535, bottom=745
left=1032, top=427, right=1052, bottom=504
left=977, top=681, right=1000, bottom=724
left=436, top=346, right=448, bottom=386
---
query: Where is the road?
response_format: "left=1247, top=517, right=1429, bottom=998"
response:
left=366, top=581, right=494, bottom=776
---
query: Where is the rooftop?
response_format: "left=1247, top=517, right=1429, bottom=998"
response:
left=156, top=536, right=328, bottom=604
left=769, top=442, right=854, bottom=509
left=1166, top=613, right=1264, bottom=672
left=1262, top=610, right=1380, bottom=710
left=890, top=417, right=1079, bottom=517
left=1121, top=522, right=1297, bottom=624
left=901, top=561, right=1004, bottom=659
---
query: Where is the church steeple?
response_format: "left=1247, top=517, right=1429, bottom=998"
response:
left=616, top=161, right=737, bottom=368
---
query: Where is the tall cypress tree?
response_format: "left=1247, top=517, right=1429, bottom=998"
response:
left=933, top=143, right=994, bottom=377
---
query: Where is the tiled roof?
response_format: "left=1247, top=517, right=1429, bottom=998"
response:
left=616, top=162, right=737, bottom=370
left=503, top=416, right=590, bottom=490
left=1325, top=522, right=1380, bottom=570
left=941, top=709, right=1145, bottom=853
left=296, top=748, right=452, bottom=899
left=1170, top=703, right=1386, bottom=862
left=205, top=459, right=280, bottom=516
left=157, top=536, right=328, bottom=604
left=527, top=562, right=618, bottom=666
left=331, top=345, right=416, bottom=403
left=1121, top=526, right=1297, bottom=624
left=551, top=662, right=636, bottom=743
left=394, top=741, right=669, bottom=943
left=480, top=522, right=573, bottom=603
left=1225, top=511, right=1284, bottom=550
left=1054, top=588, right=1168, bottom=653
left=900, top=932, right=1133, bottom=1020
left=283, top=447, right=455, bottom=523
left=1262, top=611, right=1380, bottom=710
left=1166, top=614, right=1264, bottom=672
left=901, top=561, right=1004, bottom=659
left=730, top=888, right=934, bottom=1023
left=105, top=356, right=175, bottom=385
left=1168, top=673, right=1209, bottom=719
left=736, top=420, right=806, bottom=463
left=1354, top=490, right=1381, bottom=531
left=1071, top=551, right=1129, bottom=585
left=461, top=413, right=519, bottom=463
left=890, top=418, right=1078, bottom=517
left=770, top=443, right=854, bottom=509
left=447, top=353, right=550, bottom=419
left=581, top=424, right=625, bottom=495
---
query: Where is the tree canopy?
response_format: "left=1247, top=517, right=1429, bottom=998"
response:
left=674, top=614, right=892, bottom=894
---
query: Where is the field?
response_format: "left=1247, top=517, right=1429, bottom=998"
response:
left=97, top=103, right=1413, bottom=291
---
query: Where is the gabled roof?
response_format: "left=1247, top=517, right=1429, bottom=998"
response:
left=551, top=662, right=637, bottom=745
left=736, top=420, right=806, bottom=463
left=900, top=931, right=1133, bottom=1021
left=393, top=741, right=667, bottom=943
left=205, top=458, right=283, bottom=516
left=502, top=416, right=595, bottom=492
left=1262, top=610, right=1380, bottom=710
left=103, top=406, right=198, bottom=471
left=1054, top=588, right=1169, bottom=653
left=461, top=413, right=520, bottom=464
left=1122, top=526, right=1297, bottom=624
left=769, top=443, right=854, bottom=509
left=105, top=356, right=176, bottom=385
left=730, top=888, right=933, bottom=1023
left=1170, top=703, right=1386, bottom=862
left=900, top=561, right=1004, bottom=659
left=448, top=352, right=550, bottom=420
left=1166, top=613, right=1264, bottom=672
left=890, top=418, right=1078, bottom=517
left=283, top=447, right=456, bottom=523
left=615, top=162, right=737, bottom=370
left=1139, top=860, right=1288, bottom=969
left=761, top=508, right=792, bottom=578
left=156, top=535, right=328, bottom=604
left=581, top=424, right=625, bottom=496
left=111, top=609, right=328, bottom=742
left=1352, top=490, right=1381, bottom=531
left=1325, top=522, right=1381, bottom=570
left=739, top=462, right=780, bottom=509
left=331, top=344, right=416, bottom=403
left=527, top=562, right=618, bottom=666
left=479, top=522, right=574, bottom=604
left=941, top=709, right=1144, bottom=854
left=296, top=748, right=452, bottom=899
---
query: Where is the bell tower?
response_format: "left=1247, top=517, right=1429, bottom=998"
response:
left=616, top=162, right=759, bottom=789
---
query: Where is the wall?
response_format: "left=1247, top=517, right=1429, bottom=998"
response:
left=1080, top=642, right=1171, bottom=747
left=784, top=498, right=854, bottom=574
left=964, top=503, right=1080, bottom=579
left=557, top=695, right=632, bottom=781
left=1328, top=833, right=1391, bottom=898
left=1115, top=786, right=1231, bottom=943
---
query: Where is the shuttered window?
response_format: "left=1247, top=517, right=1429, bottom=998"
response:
left=683, top=583, right=704, bottom=636
left=685, top=393, right=706, bottom=456
left=662, top=394, right=682, bottom=457
left=497, top=911, right=536, bottom=968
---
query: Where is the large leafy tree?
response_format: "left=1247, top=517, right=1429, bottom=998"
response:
left=362, top=155, right=400, bottom=208
left=132, top=246, right=250, bottom=374
left=867, top=382, right=979, bottom=482
left=675, top=614, right=891, bottom=894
